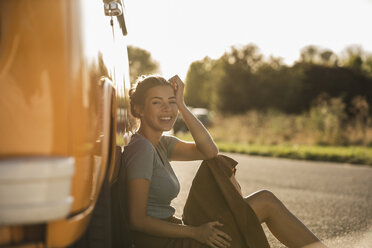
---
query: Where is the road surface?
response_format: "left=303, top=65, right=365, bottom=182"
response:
left=171, top=153, right=372, bottom=248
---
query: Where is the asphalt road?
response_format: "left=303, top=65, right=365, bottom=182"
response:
left=171, top=153, right=372, bottom=248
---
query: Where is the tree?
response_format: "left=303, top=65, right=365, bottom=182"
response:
left=184, top=57, right=219, bottom=109
left=300, top=45, right=319, bottom=64
left=341, top=45, right=363, bottom=72
left=320, top=50, right=338, bottom=66
left=254, top=58, right=304, bottom=113
left=127, top=45, right=160, bottom=84
left=299, top=64, right=372, bottom=115
left=364, top=54, right=372, bottom=78
left=215, top=44, right=263, bottom=113
left=299, top=46, right=338, bottom=67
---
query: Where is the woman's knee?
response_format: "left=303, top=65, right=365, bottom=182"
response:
left=244, top=190, right=282, bottom=222
left=246, top=190, right=277, bottom=204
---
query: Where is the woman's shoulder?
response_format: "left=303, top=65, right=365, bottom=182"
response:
left=124, top=133, right=155, bottom=156
left=159, top=134, right=180, bottom=146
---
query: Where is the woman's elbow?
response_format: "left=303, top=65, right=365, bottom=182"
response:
left=129, top=214, right=145, bottom=231
left=205, top=147, right=219, bottom=159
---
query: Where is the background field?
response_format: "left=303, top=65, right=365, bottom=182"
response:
left=176, top=109, right=372, bottom=165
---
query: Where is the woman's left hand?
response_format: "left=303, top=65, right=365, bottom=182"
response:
left=169, top=75, right=185, bottom=107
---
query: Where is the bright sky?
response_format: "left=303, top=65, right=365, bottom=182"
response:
left=125, top=0, right=372, bottom=80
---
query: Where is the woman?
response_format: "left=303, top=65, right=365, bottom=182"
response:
left=123, top=75, right=327, bottom=248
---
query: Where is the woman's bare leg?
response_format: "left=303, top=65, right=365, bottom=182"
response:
left=244, top=190, right=327, bottom=248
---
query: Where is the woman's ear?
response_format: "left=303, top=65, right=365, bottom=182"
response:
left=134, top=105, right=143, bottom=117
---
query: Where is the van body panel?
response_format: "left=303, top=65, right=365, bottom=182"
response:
left=0, top=0, right=70, bottom=156
left=0, top=0, right=131, bottom=246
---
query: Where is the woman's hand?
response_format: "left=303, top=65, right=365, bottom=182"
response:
left=193, top=221, right=231, bottom=248
left=169, top=75, right=185, bottom=107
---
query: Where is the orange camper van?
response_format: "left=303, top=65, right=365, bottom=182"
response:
left=0, top=0, right=133, bottom=247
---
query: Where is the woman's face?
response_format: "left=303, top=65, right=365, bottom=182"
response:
left=139, top=85, right=178, bottom=133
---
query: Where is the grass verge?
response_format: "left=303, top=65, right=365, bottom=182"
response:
left=176, top=133, right=372, bottom=165
left=217, top=142, right=372, bottom=165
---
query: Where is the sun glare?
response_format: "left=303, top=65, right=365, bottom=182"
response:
left=126, top=0, right=372, bottom=79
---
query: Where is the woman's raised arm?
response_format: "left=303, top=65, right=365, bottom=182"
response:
left=169, top=75, right=218, bottom=161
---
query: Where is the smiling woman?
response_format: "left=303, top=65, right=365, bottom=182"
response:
left=120, top=75, right=328, bottom=248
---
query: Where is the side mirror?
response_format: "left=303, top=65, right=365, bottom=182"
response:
left=104, top=1, right=123, bottom=16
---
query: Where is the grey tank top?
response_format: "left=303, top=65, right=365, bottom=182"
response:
left=123, top=133, right=180, bottom=219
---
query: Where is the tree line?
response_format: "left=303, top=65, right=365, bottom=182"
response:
left=184, top=44, right=372, bottom=116
left=127, top=44, right=372, bottom=116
